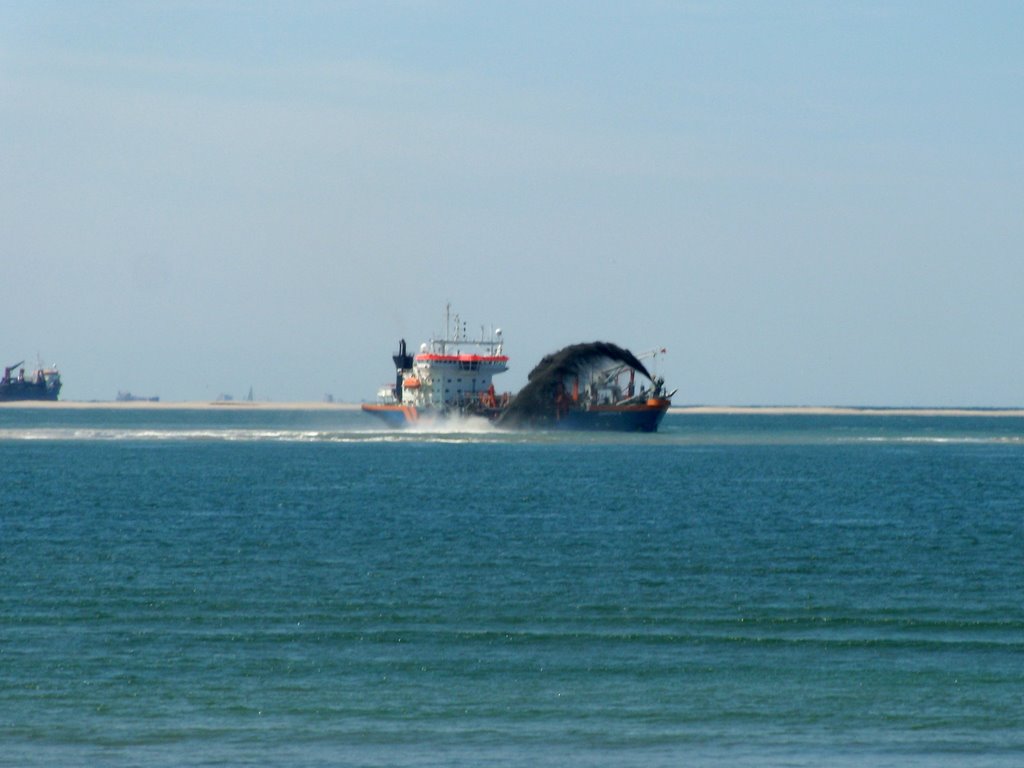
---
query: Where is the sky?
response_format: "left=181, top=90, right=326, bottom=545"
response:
left=2, top=1, right=1022, bottom=406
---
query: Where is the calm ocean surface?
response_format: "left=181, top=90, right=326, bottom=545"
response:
left=1, top=408, right=1022, bottom=767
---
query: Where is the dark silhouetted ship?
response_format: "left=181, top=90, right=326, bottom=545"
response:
left=0, top=361, right=62, bottom=402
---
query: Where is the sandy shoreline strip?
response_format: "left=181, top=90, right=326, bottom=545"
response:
left=673, top=405, right=1024, bottom=417
left=0, top=400, right=363, bottom=411
left=2, top=401, right=1023, bottom=417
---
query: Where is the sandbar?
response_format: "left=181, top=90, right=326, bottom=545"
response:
left=0, top=400, right=362, bottom=411
left=1, top=401, right=1023, bottom=417
left=673, top=405, right=1024, bottom=417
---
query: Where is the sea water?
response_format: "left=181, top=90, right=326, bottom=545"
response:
left=1, top=408, right=1022, bottom=767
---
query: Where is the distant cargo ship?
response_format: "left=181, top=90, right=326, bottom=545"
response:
left=0, top=361, right=61, bottom=402
left=362, top=308, right=672, bottom=432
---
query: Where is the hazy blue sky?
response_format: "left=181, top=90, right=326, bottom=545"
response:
left=2, top=2, right=1022, bottom=405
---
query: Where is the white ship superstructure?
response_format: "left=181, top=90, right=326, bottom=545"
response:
left=363, top=306, right=510, bottom=425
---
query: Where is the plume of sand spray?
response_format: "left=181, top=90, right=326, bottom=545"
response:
left=498, top=342, right=653, bottom=427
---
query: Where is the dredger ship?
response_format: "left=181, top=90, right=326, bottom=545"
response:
left=362, top=308, right=672, bottom=432
left=0, top=361, right=62, bottom=402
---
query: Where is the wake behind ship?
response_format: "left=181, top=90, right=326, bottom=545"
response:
left=362, top=310, right=672, bottom=432
left=0, top=361, right=62, bottom=402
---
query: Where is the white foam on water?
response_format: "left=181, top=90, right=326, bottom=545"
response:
left=857, top=435, right=1024, bottom=445
left=0, top=424, right=512, bottom=444
left=405, top=413, right=500, bottom=434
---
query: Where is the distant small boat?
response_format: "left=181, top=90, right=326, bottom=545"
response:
left=0, top=360, right=61, bottom=402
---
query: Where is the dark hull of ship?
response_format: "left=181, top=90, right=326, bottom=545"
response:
left=363, top=399, right=670, bottom=432
left=0, top=381, right=61, bottom=402
left=553, top=400, right=670, bottom=432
